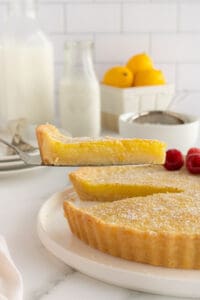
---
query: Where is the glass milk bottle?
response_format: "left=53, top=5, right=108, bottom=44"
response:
left=0, top=0, right=54, bottom=126
left=59, top=41, right=100, bottom=137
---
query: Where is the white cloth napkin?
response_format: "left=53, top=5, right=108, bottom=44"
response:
left=0, top=237, right=23, bottom=300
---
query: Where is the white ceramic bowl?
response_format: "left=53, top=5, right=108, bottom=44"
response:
left=119, top=112, right=200, bottom=153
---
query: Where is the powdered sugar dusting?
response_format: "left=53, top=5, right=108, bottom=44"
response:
left=80, top=192, right=200, bottom=234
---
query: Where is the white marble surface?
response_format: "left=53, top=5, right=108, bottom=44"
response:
left=0, top=166, right=197, bottom=300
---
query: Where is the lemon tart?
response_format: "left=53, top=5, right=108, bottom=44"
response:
left=63, top=165, right=200, bottom=269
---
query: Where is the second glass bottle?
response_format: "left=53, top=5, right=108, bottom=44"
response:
left=59, top=41, right=100, bottom=137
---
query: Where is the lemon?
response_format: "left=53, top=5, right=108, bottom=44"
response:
left=102, top=66, right=134, bottom=88
left=134, top=69, right=166, bottom=87
left=127, top=53, right=153, bottom=75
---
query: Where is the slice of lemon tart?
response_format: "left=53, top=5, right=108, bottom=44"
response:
left=36, top=124, right=166, bottom=166
left=69, top=165, right=200, bottom=202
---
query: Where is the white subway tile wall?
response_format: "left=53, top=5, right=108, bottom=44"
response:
left=1, top=0, right=200, bottom=99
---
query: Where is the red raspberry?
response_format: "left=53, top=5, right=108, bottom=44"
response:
left=164, top=149, right=184, bottom=171
left=186, top=154, right=200, bottom=174
left=186, top=147, right=200, bottom=158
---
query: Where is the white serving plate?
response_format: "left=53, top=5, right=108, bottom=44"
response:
left=37, top=187, right=200, bottom=299
left=0, top=165, right=44, bottom=177
left=0, top=150, right=39, bottom=169
left=0, top=154, right=19, bottom=162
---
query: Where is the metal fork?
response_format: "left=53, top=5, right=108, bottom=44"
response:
left=0, top=138, right=41, bottom=166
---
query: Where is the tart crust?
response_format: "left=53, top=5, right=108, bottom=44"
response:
left=64, top=192, right=200, bottom=269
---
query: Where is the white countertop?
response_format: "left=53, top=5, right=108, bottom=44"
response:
left=0, top=166, right=195, bottom=300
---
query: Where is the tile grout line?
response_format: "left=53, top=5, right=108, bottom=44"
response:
left=175, top=1, right=181, bottom=92
left=63, top=2, right=67, bottom=34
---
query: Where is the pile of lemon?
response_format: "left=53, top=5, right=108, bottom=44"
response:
left=102, top=53, right=166, bottom=88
